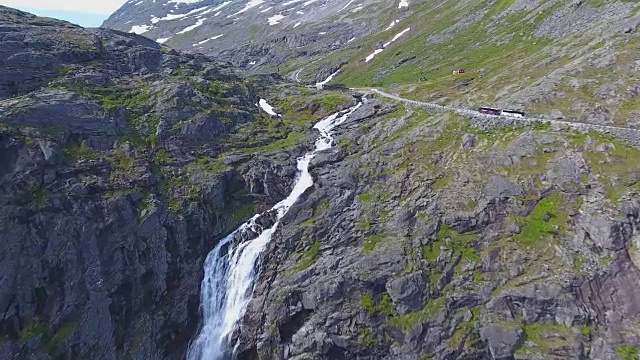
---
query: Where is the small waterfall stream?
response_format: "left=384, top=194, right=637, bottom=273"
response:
left=187, top=101, right=362, bottom=360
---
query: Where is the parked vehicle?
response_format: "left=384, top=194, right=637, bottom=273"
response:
left=453, top=69, right=466, bottom=74
left=478, top=107, right=526, bottom=118
left=478, top=107, right=501, bottom=116
left=501, top=109, right=525, bottom=118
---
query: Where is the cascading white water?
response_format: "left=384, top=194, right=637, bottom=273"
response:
left=187, top=101, right=363, bottom=360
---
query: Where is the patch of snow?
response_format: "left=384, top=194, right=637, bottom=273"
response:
left=296, top=10, right=304, bottom=14
left=134, top=1, right=144, bottom=5
left=215, top=11, right=222, bottom=16
left=212, top=1, right=232, bottom=11
left=282, top=0, right=304, bottom=6
left=385, top=20, right=399, bottom=31
left=268, top=14, right=285, bottom=25
left=316, top=70, right=340, bottom=88
left=383, top=27, right=411, bottom=47
left=199, top=7, right=216, bottom=15
left=365, top=49, right=384, bottom=62
left=157, top=37, right=171, bottom=44
left=340, top=0, right=354, bottom=11
left=365, top=27, right=410, bottom=62
left=347, top=37, right=356, bottom=43
left=398, top=0, right=408, bottom=8
left=249, top=61, right=256, bottom=65
left=151, top=6, right=208, bottom=23
left=302, top=0, right=318, bottom=6
left=177, top=18, right=207, bottom=34
left=168, top=0, right=203, bottom=4
left=130, top=24, right=151, bottom=34
left=319, top=32, right=326, bottom=35
left=193, top=34, right=224, bottom=46
left=293, top=22, right=301, bottom=28
left=261, top=6, right=273, bottom=12
left=258, top=99, right=281, bottom=117
left=151, top=13, right=186, bottom=23
left=229, top=0, right=264, bottom=17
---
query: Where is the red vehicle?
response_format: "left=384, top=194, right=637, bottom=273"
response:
left=479, top=107, right=501, bottom=116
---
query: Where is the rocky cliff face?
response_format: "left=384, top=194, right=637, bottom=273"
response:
left=0, top=6, right=354, bottom=359
left=6, top=1, right=640, bottom=360
left=236, top=99, right=640, bottom=360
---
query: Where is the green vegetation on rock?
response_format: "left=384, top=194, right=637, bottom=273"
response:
left=20, top=320, right=46, bottom=341
left=358, top=327, right=378, bottom=346
left=617, top=346, right=640, bottom=360
left=387, top=297, right=445, bottom=331
left=295, top=241, right=321, bottom=271
left=64, top=143, right=98, bottom=162
left=448, top=308, right=481, bottom=351
left=185, top=157, right=228, bottom=174
left=578, top=133, right=640, bottom=202
left=363, top=234, right=387, bottom=254
left=513, top=193, right=572, bottom=247
left=33, top=187, right=50, bottom=209
left=360, top=293, right=395, bottom=316
left=44, top=317, right=82, bottom=354
left=423, top=224, right=477, bottom=263
left=108, top=149, right=135, bottom=176
left=516, top=322, right=576, bottom=357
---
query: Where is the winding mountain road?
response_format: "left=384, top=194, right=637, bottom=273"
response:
left=367, top=89, right=640, bottom=136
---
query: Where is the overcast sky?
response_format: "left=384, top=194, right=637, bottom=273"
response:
left=0, top=0, right=127, bottom=26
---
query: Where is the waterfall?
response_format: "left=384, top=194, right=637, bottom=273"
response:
left=187, top=101, right=363, bottom=360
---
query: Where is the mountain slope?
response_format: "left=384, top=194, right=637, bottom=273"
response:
left=237, top=96, right=640, bottom=360
left=103, top=0, right=411, bottom=80
left=8, top=1, right=640, bottom=360
left=298, top=0, right=640, bottom=128
left=105, top=0, right=640, bottom=129
left=0, top=6, right=354, bottom=359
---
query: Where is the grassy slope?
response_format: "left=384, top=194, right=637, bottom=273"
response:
left=312, top=0, right=640, bottom=127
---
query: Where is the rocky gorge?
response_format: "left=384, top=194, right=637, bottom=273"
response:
left=3, top=2, right=640, bottom=360
left=0, top=6, right=353, bottom=359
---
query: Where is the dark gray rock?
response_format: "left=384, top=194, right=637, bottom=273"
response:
left=480, top=323, right=523, bottom=359
left=386, top=271, right=426, bottom=314
left=309, top=147, right=344, bottom=168
left=483, top=175, right=522, bottom=200
left=462, top=134, right=477, bottom=149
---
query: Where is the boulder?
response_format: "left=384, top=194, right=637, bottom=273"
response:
left=480, top=323, right=523, bottom=359
left=386, top=271, right=427, bottom=314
